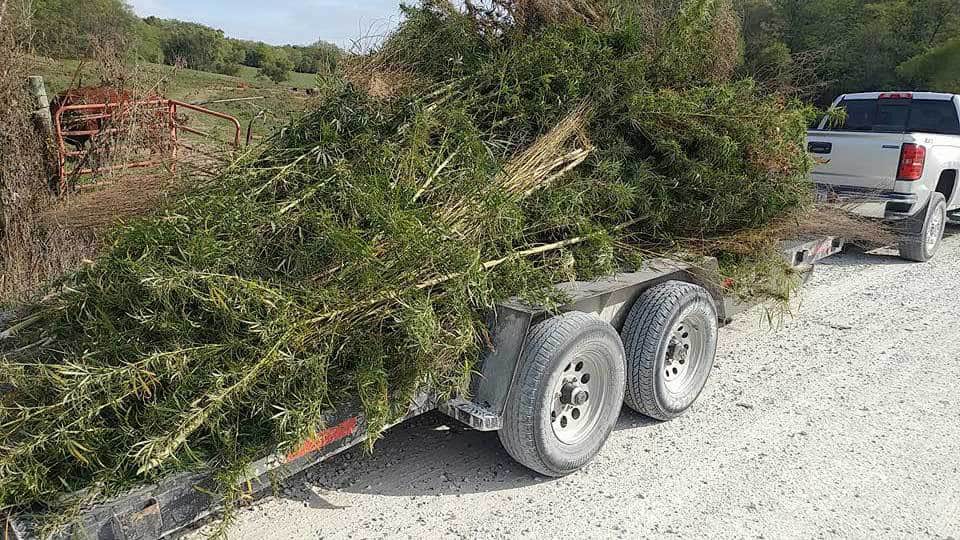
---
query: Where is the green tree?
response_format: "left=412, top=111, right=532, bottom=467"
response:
left=296, top=41, right=342, bottom=74
left=215, top=41, right=246, bottom=75
left=244, top=42, right=273, bottom=68
left=738, top=0, right=960, bottom=104
left=133, top=18, right=165, bottom=63
left=160, top=21, right=225, bottom=71
left=258, top=51, right=294, bottom=83
left=899, top=38, right=960, bottom=92
left=30, top=0, right=138, bottom=58
left=736, top=0, right=793, bottom=86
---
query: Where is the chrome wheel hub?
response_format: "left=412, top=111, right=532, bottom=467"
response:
left=551, top=353, right=607, bottom=445
left=662, top=317, right=707, bottom=394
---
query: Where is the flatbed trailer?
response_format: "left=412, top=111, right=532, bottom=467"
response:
left=2, top=236, right=843, bottom=540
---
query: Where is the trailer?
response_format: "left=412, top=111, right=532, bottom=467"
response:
left=1, top=236, right=843, bottom=540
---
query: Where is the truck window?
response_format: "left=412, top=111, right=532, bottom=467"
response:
left=830, top=98, right=960, bottom=135
left=907, top=100, right=960, bottom=134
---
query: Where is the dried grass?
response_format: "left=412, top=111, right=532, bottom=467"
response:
left=465, top=0, right=607, bottom=32
left=705, top=0, right=740, bottom=82
left=0, top=5, right=99, bottom=302
left=691, top=205, right=894, bottom=258
left=0, top=16, right=183, bottom=302
left=41, top=174, right=183, bottom=230
left=55, top=41, right=176, bottom=192
left=342, top=57, right=425, bottom=99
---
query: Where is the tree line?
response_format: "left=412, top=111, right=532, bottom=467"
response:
left=26, top=0, right=342, bottom=83
left=20, top=0, right=960, bottom=98
left=737, top=0, right=960, bottom=104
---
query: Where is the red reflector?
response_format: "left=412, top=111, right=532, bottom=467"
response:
left=285, top=417, right=358, bottom=462
left=897, top=144, right=926, bottom=181
left=879, top=92, right=913, bottom=100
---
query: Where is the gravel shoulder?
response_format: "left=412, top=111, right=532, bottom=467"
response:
left=198, top=231, right=960, bottom=540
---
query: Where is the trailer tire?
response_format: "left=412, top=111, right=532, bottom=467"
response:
left=622, top=281, right=718, bottom=421
left=899, top=192, right=946, bottom=262
left=498, top=312, right=625, bottom=477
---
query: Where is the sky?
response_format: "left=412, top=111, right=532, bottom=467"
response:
left=128, top=0, right=405, bottom=47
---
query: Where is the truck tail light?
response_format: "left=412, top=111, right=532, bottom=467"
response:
left=897, top=143, right=926, bottom=181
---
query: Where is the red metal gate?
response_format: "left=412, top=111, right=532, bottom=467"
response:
left=53, top=98, right=242, bottom=192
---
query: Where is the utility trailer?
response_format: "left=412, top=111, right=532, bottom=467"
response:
left=2, top=236, right=843, bottom=540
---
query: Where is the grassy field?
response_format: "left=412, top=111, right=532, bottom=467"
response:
left=235, top=65, right=319, bottom=89
left=32, top=56, right=317, bottom=146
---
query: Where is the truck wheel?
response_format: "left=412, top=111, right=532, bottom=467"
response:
left=622, top=281, right=718, bottom=421
left=498, top=312, right=625, bottom=477
left=899, top=192, right=946, bottom=262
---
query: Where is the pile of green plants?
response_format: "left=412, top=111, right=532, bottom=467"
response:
left=0, top=0, right=818, bottom=521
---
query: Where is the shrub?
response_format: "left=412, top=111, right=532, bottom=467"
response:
left=259, top=53, right=294, bottom=83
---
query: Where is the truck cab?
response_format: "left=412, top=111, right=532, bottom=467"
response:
left=808, top=92, right=960, bottom=261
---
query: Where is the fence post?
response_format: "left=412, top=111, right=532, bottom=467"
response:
left=28, top=76, right=53, bottom=137
left=26, top=76, right=61, bottom=192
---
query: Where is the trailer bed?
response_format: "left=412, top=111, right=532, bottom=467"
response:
left=1, top=237, right=843, bottom=540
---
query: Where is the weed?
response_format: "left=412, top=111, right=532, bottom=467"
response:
left=0, top=0, right=871, bottom=524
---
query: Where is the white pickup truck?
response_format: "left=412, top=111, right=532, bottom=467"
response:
left=808, top=92, right=960, bottom=261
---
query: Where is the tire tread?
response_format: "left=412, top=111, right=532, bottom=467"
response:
left=499, top=312, right=622, bottom=476
left=899, top=192, right=946, bottom=263
left=622, top=282, right=699, bottom=418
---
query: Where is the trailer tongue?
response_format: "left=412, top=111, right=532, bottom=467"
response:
left=2, top=237, right=842, bottom=540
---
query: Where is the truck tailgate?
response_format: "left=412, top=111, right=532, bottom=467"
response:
left=807, top=131, right=905, bottom=192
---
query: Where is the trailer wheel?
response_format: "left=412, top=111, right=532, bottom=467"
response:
left=498, top=312, right=625, bottom=477
left=899, top=192, right=946, bottom=262
left=622, top=281, right=718, bottom=421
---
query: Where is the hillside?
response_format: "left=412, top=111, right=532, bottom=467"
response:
left=32, top=56, right=318, bottom=143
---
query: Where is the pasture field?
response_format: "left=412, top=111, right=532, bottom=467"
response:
left=33, top=56, right=317, bottom=145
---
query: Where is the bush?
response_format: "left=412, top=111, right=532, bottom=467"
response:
left=259, top=53, right=294, bottom=83
left=29, top=0, right=138, bottom=58
left=898, top=38, right=960, bottom=93
left=243, top=41, right=273, bottom=68
left=160, top=21, right=230, bottom=72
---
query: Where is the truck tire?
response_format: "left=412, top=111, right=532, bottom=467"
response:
left=622, top=281, right=718, bottom=421
left=899, top=192, right=946, bottom=263
left=498, top=312, right=626, bottom=477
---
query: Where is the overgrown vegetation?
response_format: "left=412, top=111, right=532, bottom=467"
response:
left=1, top=0, right=852, bottom=529
left=736, top=0, right=960, bottom=103
left=22, top=0, right=960, bottom=103
left=898, top=37, right=960, bottom=93
left=0, top=1, right=100, bottom=303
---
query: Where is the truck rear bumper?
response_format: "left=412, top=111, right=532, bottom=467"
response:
left=814, top=184, right=922, bottom=220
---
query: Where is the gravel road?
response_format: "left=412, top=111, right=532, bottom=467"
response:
left=199, top=232, right=960, bottom=539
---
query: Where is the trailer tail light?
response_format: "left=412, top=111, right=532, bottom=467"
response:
left=897, top=144, right=926, bottom=181
left=284, top=417, right=358, bottom=462
left=879, top=92, right=913, bottom=100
